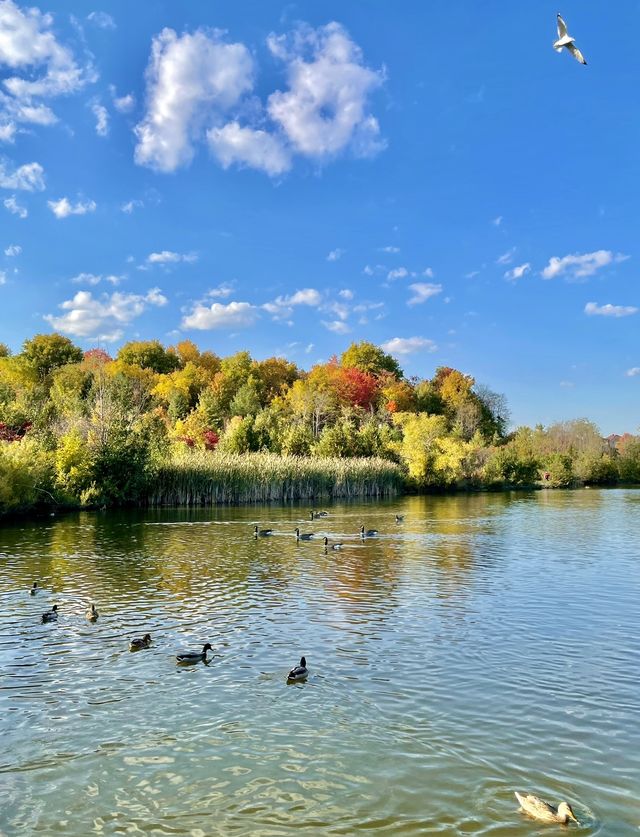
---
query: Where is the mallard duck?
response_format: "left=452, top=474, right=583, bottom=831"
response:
left=311, top=510, right=328, bottom=519
left=30, top=582, right=38, bottom=595
left=395, top=514, right=404, bottom=523
left=254, top=525, right=273, bottom=537
left=295, top=528, right=314, bottom=541
left=41, top=605, right=58, bottom=623
left=86, top=603, right=99, bottom=622
left=323, top=537, right=343, bottom=550
left=129, top=633, right=152, bottom=651
left=360, top=525, right=378, bottom=537
left=176, top=642, right=213, bottom=664
left=287, top=656, right=308, bottom=681
left=515, top=792, right=579, bottom=824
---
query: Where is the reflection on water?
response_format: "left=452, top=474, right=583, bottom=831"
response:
left=1, top=490, right=639, bottom=835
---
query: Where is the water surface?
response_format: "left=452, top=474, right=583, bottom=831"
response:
left=1, top=490, right=639, bottom=835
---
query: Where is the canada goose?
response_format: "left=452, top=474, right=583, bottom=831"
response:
left=41, top=605, right=58, bottom=623
left=323, top=537, right=343, bottom=550
left=176, top=642, right=213, bottom=664
left=287, top=656, right=308, bottom=682
left=30, top=582, right=38, bottom=595
left=515, top=792, right=579, bottom=824
left=360, top=526, right=378, bottom=538
left=254, top=525, right=273, bottom=537
left=129, top=634, right=152, bottom=651
left=295, top=528, right=314, bottom=541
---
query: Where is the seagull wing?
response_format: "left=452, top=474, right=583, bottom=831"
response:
left=557, top=14, right=568, bottom=39
left=567, top=42, right=587, bottom=64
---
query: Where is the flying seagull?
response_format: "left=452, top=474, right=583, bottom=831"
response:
left=554, top=13, right=587, bottom=65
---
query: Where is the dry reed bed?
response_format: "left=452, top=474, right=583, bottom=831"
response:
left=148, top=451, right=402, bottom=505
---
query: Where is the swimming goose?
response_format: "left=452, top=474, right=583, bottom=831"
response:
left=311, top=510, right=329, bottom=519
left=295, top=528, right=314, bottom=541
left=86, top=603, right=99, bottom=622
left=30, top=582, right=38, bottom=595
left=176, top=642, right=213, bottom=664
left=129, top=633, right=152, bottom=651
left=360, top=526, right=378, bottom=537
left=395, top=515, right=404, bottom=523
left=254, top=525, right=273, bottom=537
left=323, top=537, right=343, bottom=550
left=515, top=792, right=579, bottom=824
left=41, top=605, right=58, bottom=623
left=553, top=13, right=587, bottom=65
left=287, top=656, right=308, bottom=682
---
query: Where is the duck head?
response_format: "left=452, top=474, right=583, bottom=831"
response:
left=203, top=643, right=213, bottom=653
left=557, top=802, right=579, bottom=824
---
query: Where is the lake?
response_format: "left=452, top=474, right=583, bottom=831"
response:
left=1, top=490, right=638, bottom=835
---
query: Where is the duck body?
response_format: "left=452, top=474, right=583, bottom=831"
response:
left=295, top=528, right=314, bottom=541
left=176, top=642, right=213, bottom=664
left=42, top=605, right=58, bottom=623
left=515, top=792, right=579, bottom=824
left=287, top=656, right=308, bottom=682
left=86, top=604, right=99, bottom=622
left=360, top=526, right=378, bottom=538
left=323, top=537, right=343, bottom=550
left=395, top=515, right=404, bottom=523
left=254, top=525, right=273, bottom=537
left=129, top=633, right=152, bottom=651
left=30, top=583, right=38, bottom=595
left=311, top=510, right=328, bottom=519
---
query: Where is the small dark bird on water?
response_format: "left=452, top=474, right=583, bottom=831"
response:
left=176, top=642, right=213, bottom=664
left=86, top=603, right=99, bottom=622
left=287, top=656, right=308, bottom=682
left=395, top=515, right=404, bottom=523
left=41, top=605, right=58, bottom=623
left=129, top=633, right=152, bottom=651
left=30, top=582, right=38, bottom=595
left=360, top=525, right=378, bottom=538
left=254, top=525, right=273, bottom=537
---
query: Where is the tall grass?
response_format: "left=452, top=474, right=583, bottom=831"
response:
left=147, top=451, right=402, bottom=506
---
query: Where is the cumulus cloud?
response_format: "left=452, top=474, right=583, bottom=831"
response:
left=626, top=367, right=640, bottom=377
left=387, top=267, right=409, bottom=281
left=112, top=91, right=135, bottom=113
left=0, top=0, right=92, bottom=128
left=182, top=300, right=257, bottom=330
left=44, top=287, right=167, bottom=341
left=48, top=196, right=96, bottom=218
left=504, top=262, right=531, bottom=281
left=134, top=28, right=254, bottom=172
left=407, top=282, right=442, bottom=305
left=0, top=160, right=45, bottom=191
left=207, top=121, right=290, bottom=175
left=263, top=287, right=322, bottom=320
left=381, top=336, right=437, bottom=355
left=3, top=195, right=27, bottom=217
left=584, top=302, right=638, bottom=318
left=90, top=101, right=109, bottom=136
left=86, top=11, right=115, bottom=30
left=147, top=250, right=197, bottom=264
left=267, top=23, right=384, bottom=160
left=4, top=243, right=21, bottom=256
left=543, top=250, right=628, bottom=280
left=327, top=248, right=344, bottom=262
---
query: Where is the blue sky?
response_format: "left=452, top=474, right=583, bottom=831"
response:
left=0, top=0, right=638, bottom=434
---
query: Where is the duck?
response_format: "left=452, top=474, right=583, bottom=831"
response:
left=254, top=525, right=273, bottom=537
left=360, top=525, right=378, bottom=538
left=323, top=537, right=343, bottom=550
left=311, top=510, right=329, bottom=519
left=295, top=528, right=314, bottom=541
left=515, top=792, right=579, bottom=825
left=287, top=656, right=308, bottom=682
left=129, top=633, right=152, bottom=651
left=395, top=514, right=404, bottom=523
left=41, top=605, right=58, bottom=623
left=30, top=582, right=38, bottom=595
left=86, top=603, right=99, bottom=622
left=176, top=642, right=213, bottom=664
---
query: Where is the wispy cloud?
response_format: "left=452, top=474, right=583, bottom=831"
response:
left=322, top=319, right=350, bottom=334
left=90, top=101, right=109, bottom=137
left=3, top=196, right=27, bottom=218
left=338, top=288, right=354, bottom=300
left=4, top=244, right=21, bottom=257
left=87, top=11, right=116, bottom=30
left=327, top=248, right=345, bottom=262
left=48, top=197, right=96, bottom=218
left=543, top=250, right=628, bottom=280
left=182, top=300, right=258, bottom=330
left=407, top=282, right=442, bottom=305
left=381, top=336, right=437, bottom=355
left=504, top=262, right=530, bottom=282
left=379, top=245, right=400, bottom=254
left=626, top=367, right=640, bottom=377
left=121, top=199, right=144, bottom=214
left=147, top=250, right=197, bottom=264
left=584, top=302, right=638, bottom=318
left=70, top=272, right=122, bottom=286
left=0, top=161, right=45, bottom=191
left=496, top=247, right=516, bottom=265
left=492, top=216, right=503, bottom=227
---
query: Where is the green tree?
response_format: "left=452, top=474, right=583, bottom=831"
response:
left=117, top=340, right=181, bottom=374
left=340, top=341, right=403, bottom=378
left=22, top=333, right=83, bottom=380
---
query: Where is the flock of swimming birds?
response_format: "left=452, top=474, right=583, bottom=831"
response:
left=31, top=499, right=582, bottom=824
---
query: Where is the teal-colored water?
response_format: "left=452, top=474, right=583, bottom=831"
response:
left=1, top=490, right=639, bottom=835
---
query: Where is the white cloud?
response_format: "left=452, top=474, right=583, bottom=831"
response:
left=496, top=247, right=516, bottom=265
left=0, top=270, right=6, bottom=285
left=492, top=216, right=503, bottom=226
left=387, top=267, right=409, bottom=281
left=0, top=161, right=45, bottom=191
left=4, top=243, right=21, bottom=256
left=263, top=287, right=322, bottom=320
left=147, top=250, right=197, bottom=264
left=626, top=367, right=640, bottom=377
left=86, top=11, right=115, bottom=30
left=327, top=248, right=344, bottom=262
left=381, top=336, right=437, bottom=355
left=182, top=300, right=257, bottom=330
left=305, top=342, right=314, bottom=353
left=0, top=0, right=91, bottom=127
left=0, top=122, right=16, bottom=142
left=207, top=121, right=290, bottom=176
left=504, top=262, right=531, bottom=281
left=407, top=282, right=442, bottom=305
left=338, top=288, right=353, bottom=299
left=584, top=302, right=638, bottom=318
left=112, top=92, right=135, bottom=113
left=206, top=282, right=234, bottom=298
left=48, top=196, right=96, bottom=218
left=322, top=319, right=350, bottom=334
left=121, top=199, right=143, bottom=214
left=423, top=267, right=434, bottom=278
left=134, top=28, right=254, bottom=172
left=3, top=195, right=27, bottom=217
left=380, top=245, right=400, bottom=254
left=543, top=250, right=628, bottom=280
left=44, top=288, right=166, bottom=341
left=267, top=22, right=385, bottom=161
left=91, top=101, right=109, bottom=136
left=70, top=272, right=122, bottom=286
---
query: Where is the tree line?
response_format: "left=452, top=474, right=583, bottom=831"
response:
left=0, top=333, right=638, bottom=515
